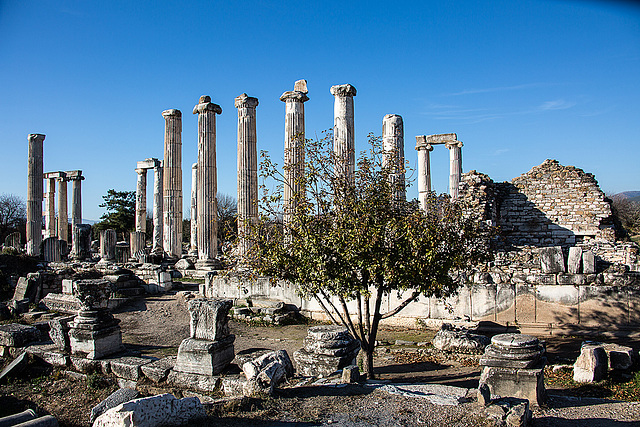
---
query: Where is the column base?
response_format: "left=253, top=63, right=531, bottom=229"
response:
left=195, top=259, right=222, bottom=271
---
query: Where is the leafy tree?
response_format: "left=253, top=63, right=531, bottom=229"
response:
left=0, top=194, right=26, bottom=243
left=246, top=132, right=491, bottom=379
left=94, top=190, right=135, bottom=240
left=217, top=192, right=238, bottom=245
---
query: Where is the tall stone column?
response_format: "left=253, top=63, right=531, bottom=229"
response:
left=280, top=80, right=309, bottom=228
left=162, top=109, right=183, bottom=260
left=57, top=175, right=69, bottom=242
left=330, top=84, right=357, bottom=183
left=135, top=168, right=147, bottom=233
left=382, top=114, right=405, bottom=202
left=235, top=93, right=259, bottom=258
left=415, top=135, right=434, bottom=211
left=189, top=163, right=198, bottom=256
left=26, top=133, right=45, bottom=256
left=193, top=96, right=222, bottom=267
left=67, top=170, right=84, bottom=233
left=152, top=160, right=163, bottom=256
left=44, top=175, right=57, bottom=238
left=446, top=140, right=463, bottom=199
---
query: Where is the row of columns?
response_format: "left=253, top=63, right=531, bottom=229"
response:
left=415, top=133, right=464, bottom=209
left=134, top=158, right=163, bottom=255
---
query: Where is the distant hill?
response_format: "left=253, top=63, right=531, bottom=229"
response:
left=613, top=191, right=640, bottom=203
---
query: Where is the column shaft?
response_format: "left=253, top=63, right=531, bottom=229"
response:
left=235, top=93, right=259, bottom=258
left=45, top=177, right=56, bottom=238
left=152, top=163, right=163, bottom=255
left=415, top=135, right=434, bottom=212
left=382, top=114, right=405, bottom=202
left=330, top=84, right=357, bottom=183
left=447, top=142, right=463, bottom=199
left=135, top=168, right=147, bottom=233
left=189, top=163, right=198, bottom=255
left=162, top=109, right=183, bottom=259
left=26, top=134, right=45, bottom=256
left=57, top=177, right=68, bottom=242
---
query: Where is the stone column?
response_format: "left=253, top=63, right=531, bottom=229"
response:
left=280, top=80, right=309, bottom=228
left=415, top=135, right=434, bottom=211
left=330, top=84, right=357, bottom=183
left=44, top=176, right=57, bottom=238
left=26, top=133, right=45, bottom=256
left=152, top=160, right=163, bottom=256
left=189, top=163, right=198, bottom=256
left=235, top=93, right=259, bottom=258
left=382, top=114, right=405, bottom=202
left=67, top=170, right=84, bottom=234
left=100, top=229, right=117, bottom=261
left=193, top=96, right=222, bottom=267
left=446, top=139, right=463, bottom=199
left=135, top=168, right=147, bottom=233
left=162, top=109, right=183, bottom=260
left=57, top=175, right=69, bottom=243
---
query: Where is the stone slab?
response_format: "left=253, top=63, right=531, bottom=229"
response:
left=174, top=336, right=235, bottom=376
left=167, top=370, right=222, bottom=393
left=90, top=387, right=139, bottom=423
left=0, top=323, right=40, bottom=347
left=379, top=383, right=473, bottom=406
left=109, top=356, right=154, bottom=380
left=540, top=246, right=565, bottom=274
left=567, top=247, right=583, bottom=274
left=40, top=293, right=81, bottom=314
left=602, top=343, right=635, bottom=371
left=141, top=357, right=176, bottom=383
left=0, top=351, right=28, bottom=383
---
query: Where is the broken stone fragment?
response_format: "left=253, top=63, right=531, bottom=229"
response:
left=242, top=349, right=294, bottom=382
left=573, top=342, right=607, bottom=383
left=188, top=298, right=232, bottom=341
left=90, top=387, right=139, bottom=423
left=432, top=323, right=490, bottom=354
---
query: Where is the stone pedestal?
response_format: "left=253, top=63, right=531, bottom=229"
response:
left=162, top=109, right=183, bottom=260
left=382, top=114, right=405, bottom=202
left=479, top=333, right=546, bottom=406
left=26, top=133, right=45, bottom=256
left=174, top=298, right=235, bottom=376
left=100, top=229, right=117, bottom=261
left=330, top=84, right=357, bottom=183
left=293, top=325, right=360, bottom=377
left=68, top=279, right=122, bottom=359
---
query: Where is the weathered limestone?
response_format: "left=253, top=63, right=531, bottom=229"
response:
left=235, top=93, right=259, bottom=258
left=71, top=224, right=92, bottom=260
left=189, top=163, right=198, bottom=256
left=573, top=342, right=607, bottom=383
left=68, top=279, right=122, bottom=359
left=540, top=246, right=565, bottom=273
left=280, top=80, right=309, bottom=228
left=57, top=174, right=69, bottom=242
left=193, top=96, right=222, bottom=267
left=294, top=325, right=360, bottom=377
left=382, top=114, right=405, bottom=202
left=174, top=298, right=235, bottom=376
left=26, top=133, right=45, bottom=256
left=162, top=109, right=183, bottom=260
left=445, top=137, right=463, bottom=199
left=330, top=84, right=357, bottom=183
left=479, top=333, right=546, bottom=406
left=100, top=229, right=117, bottom=261
left=242, top=349, right=294, bottom=395
left=583, top=250, right=596, bottom=274
left=135, top=168, right=147, bottom=233
left=49, top=315, right=74, bottom=352
left=603, top=343, right=635, bottom=371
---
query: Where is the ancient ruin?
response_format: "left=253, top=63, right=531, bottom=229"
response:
left=162, top=108, right=183, bottom=260
left=331, top=84, right=357, bottom=182
left=26, top=133, right=45, bottom=256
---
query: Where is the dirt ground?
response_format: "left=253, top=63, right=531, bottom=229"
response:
left=2, top=285, right=640, bottom=426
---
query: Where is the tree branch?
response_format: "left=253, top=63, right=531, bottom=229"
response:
left=380, top=291, right=421, bottom=320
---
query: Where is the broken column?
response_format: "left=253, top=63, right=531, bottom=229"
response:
left=152, top=159, right=163, bottom=256
left=293, top=325, right=360, bottom=377
left=445, top=137, right=463, bottom=199
left=415, top=135, right=434, bottom=211
left=26, top=133, right=45, bottom=256
left=68, top=279, right=122, bottom=359
left=135, top=167, right=147, bottom=234
left=57, top=173, right=69, bottom=243
left=71, top=223, right=92, bottom=260
left=162, top=109, right=183, bottom=260
left=479, top=333, right=546, bottom=406
left=44, top=174, right=57, bottom=238
left=193, top=96, right=222, bottom=268
left=100, top=229, right=117, bottom=262
left=330, top=84, right=357, bottom=183
left=280, top=80, right=309, bottom=228
left=382, top=114, right=405, bottom=202
left=189, top=163, right=198, bottom=256
left=173, top=298, right=235, bottom=376
left=235, top=93, right=259, bottom=258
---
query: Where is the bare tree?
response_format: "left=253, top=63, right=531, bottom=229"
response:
left=610, top=194, right=640, bottom=238
left=217, top=192, right=237, bottom=244
left=0, top=194, right=27, bottom=243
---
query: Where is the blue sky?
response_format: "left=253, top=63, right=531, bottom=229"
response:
left=1, top=0, right=638, bottom=221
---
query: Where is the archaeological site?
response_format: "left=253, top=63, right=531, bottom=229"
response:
left=1, top=80, right=639, bottom=426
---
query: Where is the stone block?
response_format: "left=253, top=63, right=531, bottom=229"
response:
left=578, top=285, right=627, bottom=327
left=242, top=350, right=294, bottom=382
left=13, top=276, right=38, bottom=303
left=496, top=284, right=516, bottom=324
left=141, top=356, right=176, bottom=383
left=0, top=323, right=40, bottom=347
left=25, top=343, right=69, bottom=367
left=479, top=366, right=545, bottom=406
left=583, top=250, right=596, bottom=274
left=109, top=356, right=153, bottom=380
left=61, top=279, right=73, bottom=295
left=567, top=247, right=583, bottom=274
left=39, top=293, right=81, bottom=314
left=431, top=324, right=490, bottom=354
left=557, top=274, right=584, bottom=285
left=535, top=285, right=578, bottom=324
left=92, top=393, right=205, bottom=427
left=69, top=322, right=123, bottom=360
left=342, top=365, right=360, bottom=383
left=573, top=342, right=607, bottom=383
left=49, top=315, right=74, bottom=352
left=602, top=343, right=635, bottom=371
left=540, top=246, right=565, bottom=273
left=188, top=299, right=232, bottom=341
left=90, top=387, right=139, bottom=423
left=174, top=336, right=235, bottom=376
left=526, top=274, right=556, bottom=285
left=167, top=370, right=222, bottom=392
left=70, top=356, right=102, bottom=374
left=293, top=348, right=357, bottom=378
left=471, top=284, right=496, bottom=320
left=221, top=376, right=248, bottom=396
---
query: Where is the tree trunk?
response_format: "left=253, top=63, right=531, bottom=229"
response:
left=363, top=345, right=375, bottom=379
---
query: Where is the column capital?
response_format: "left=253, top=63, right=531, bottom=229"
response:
left=192, top=162, right=198, bottom=170
left=330, top=84, right=357, bottom=97
left=28, top=133, right=46, bottom=143
left=445, top=140, right=464, bottom=149
left=415, top=136, right=434, bottom=151
left=162, top=109, right=182, bottom=118
left=135, top=168, right=147, bottom=175
left=280, top=91, right=309, bottom=103
left=137, top=158, right=161, bottom=169
left=235, top=93, right=259, bottom=109
left=193, top=96, right=222, bottom=115
left=66, top=170, right=84, bottom=181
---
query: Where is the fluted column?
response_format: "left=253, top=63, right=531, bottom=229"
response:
left=235, top=93, right=259, bottom=258
left=152, top=160, right=163, bottom=255
left=446, top=140, right=463, bottom=199
left=100, top=229, right=116, bottom=261
left=382, top=114, right=405, bottom=202
left=193, top=96, right=222, bottom=267
left=135, top=168, right=147, bottom=233
left=280, top=80, right=309, bottom=229
left=189, top=163, right=198, bottom=256
left=162, top=109, right=183, bottom=259
left=67, top=170, right=84, bottom=232
left=57, top=175, right=68, bottom=242
left=44, top=176, right=56, bottom=238
left=415, top=135, right=434, bottom=211
left=330, top=84, right=357, bottom=183
left=26, top=133, right=45, bottom=256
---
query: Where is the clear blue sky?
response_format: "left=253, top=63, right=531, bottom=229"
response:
left=1, top=0, right=638, bottom=221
